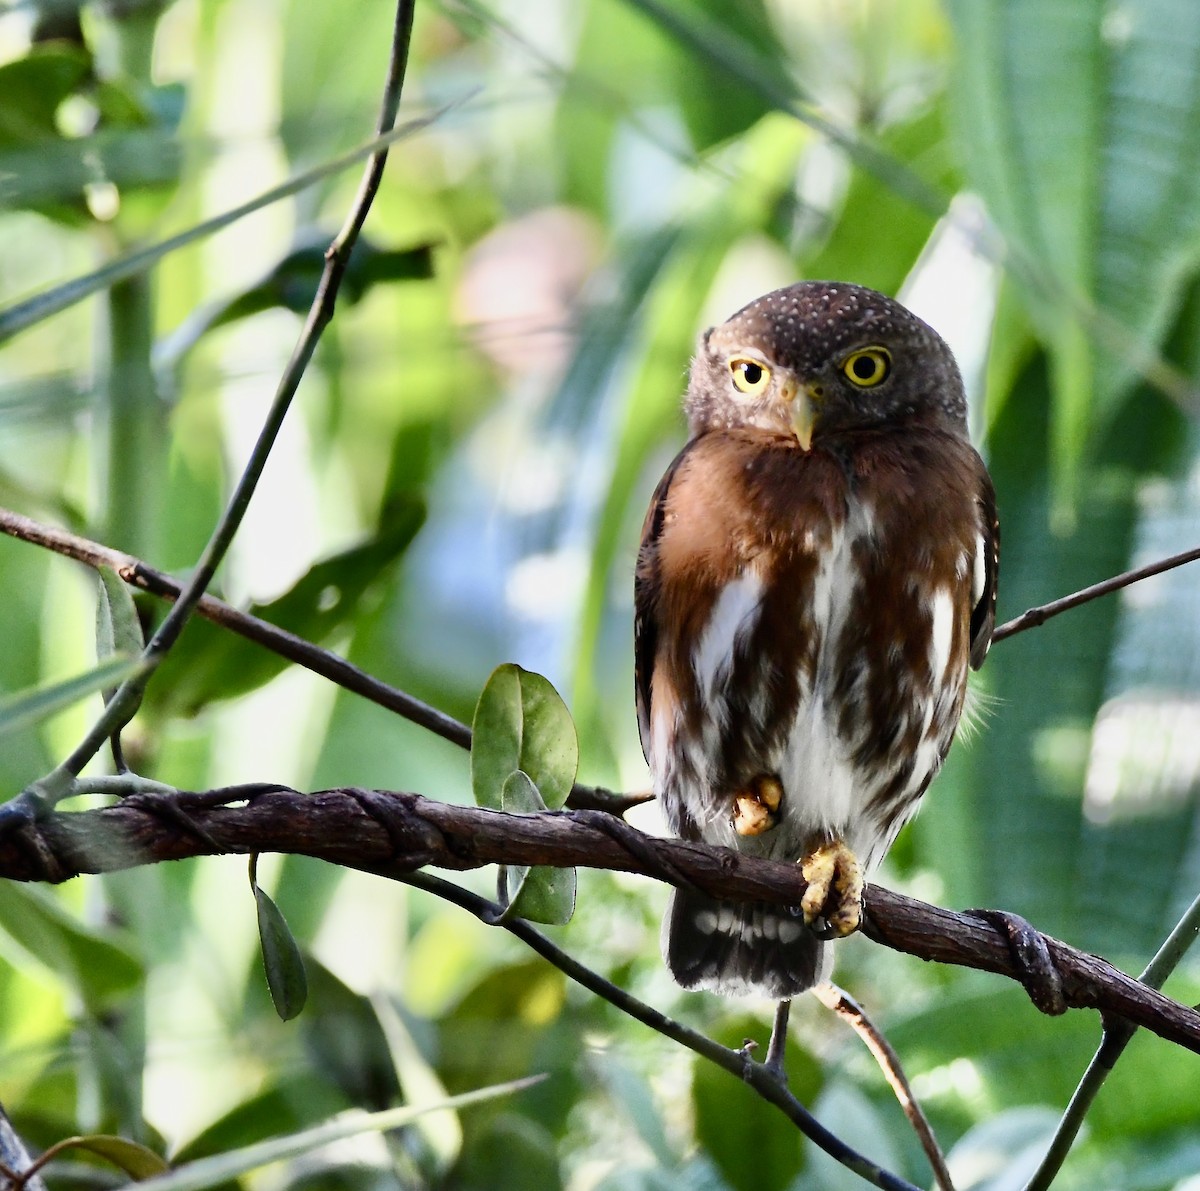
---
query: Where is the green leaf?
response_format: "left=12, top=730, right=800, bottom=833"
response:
left=298, top=958, right=401, bottom=1110
left=95, top=568, right=145, bottom=723
left=96, top=567, right=145, bottom=661
left=0, top=883, right=143, bottom=1009
left=0, top=47, right=91, bottom=148
left=130, top=1077, right=545, bottom=1191
left=471, top=665, right=579, bottom=811
left=945, top=1106, right=1061, bottom=1191
left=0, top=654, right=140, bottom=741
left=503, top=864, right=577, bottom=927
left=0, top=45, right=91, bottom=223
left=805, top=1081, right=904, bottom=1191
left=0, top=105, right=452, bottom=343
left=168, top=1076, right=349, bottom=1166
left=252, top=877, right=308, bottom=1022
left=151, top=497, right=424, bottom=714
left=593, top=1054, right=678, bottom=1169
left=947, top=0, right=1200, bottom=507
left=497, top=772, right=577, bottom=926
left=154, top=235, right=434, bottom=372
left=46, top=1134, right=169, bottom=1180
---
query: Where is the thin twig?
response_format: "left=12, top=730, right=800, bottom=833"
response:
left=814, top=983, right=954, bottom=1191
left=0, top=1101, right=46, bottom=1191
left=0, top=505, right=644, bottom=818
left=397, top=870, right=922, bottom=1191
left=1022, top=885, right=1200, bottom=1191
left=993, top=543, right=1200, bottom=643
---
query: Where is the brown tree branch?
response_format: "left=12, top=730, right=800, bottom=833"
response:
left=2, top=784, right=1199, bottom=1056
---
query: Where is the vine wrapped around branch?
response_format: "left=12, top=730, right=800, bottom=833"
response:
left=1, top=783, right=1197, bottom=1056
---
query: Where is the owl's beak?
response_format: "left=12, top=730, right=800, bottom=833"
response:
left=782, top=379, right=818, bottom=451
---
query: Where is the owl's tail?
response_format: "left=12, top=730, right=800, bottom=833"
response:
left=664, top=887, right=828, bottom=998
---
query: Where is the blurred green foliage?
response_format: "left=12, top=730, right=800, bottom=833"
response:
left=1, top=0, right=1200, bottom=1188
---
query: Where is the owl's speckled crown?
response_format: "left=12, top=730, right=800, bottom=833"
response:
left=688, top=280, right=967, bottom=438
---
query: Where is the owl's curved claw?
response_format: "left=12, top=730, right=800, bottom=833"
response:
left=731, top=774, right=783, bottom=837
left=800, top=838, right=863, bottom=938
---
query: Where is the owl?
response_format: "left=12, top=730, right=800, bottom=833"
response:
left=634, top=281, right=998, bottom=998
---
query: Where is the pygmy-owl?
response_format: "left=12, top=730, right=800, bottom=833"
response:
left=634, top=281, right=998, bottom=997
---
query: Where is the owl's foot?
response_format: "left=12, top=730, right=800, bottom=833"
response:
left=800, top=839, right=863, bottom=938
left=732, top=774, right=784, bottom=837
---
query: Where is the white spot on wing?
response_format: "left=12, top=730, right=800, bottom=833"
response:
left=972, top=532, right=987, bottom=608
left=929, top=588, right=955, bottom=682
left=692, top=569, right=764, bottom=700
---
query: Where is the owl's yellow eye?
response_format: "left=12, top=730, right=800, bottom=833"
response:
left=842, top=346, right=891, bottom=388
left=729, top=357, right=772, bottom=395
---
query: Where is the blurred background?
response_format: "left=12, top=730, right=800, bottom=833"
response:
left=1, top=0, right=1200, bottom=1187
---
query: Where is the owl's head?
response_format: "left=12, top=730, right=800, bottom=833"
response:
left=684, top=281, right=968, bottom=447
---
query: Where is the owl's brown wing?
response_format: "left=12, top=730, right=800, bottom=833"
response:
left=968, top=469, right=1000, bottom=670
left=633, top=443, right=692, bottom=764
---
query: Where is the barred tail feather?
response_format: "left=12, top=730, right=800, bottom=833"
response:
left=664, top=888, right=828, bottom=998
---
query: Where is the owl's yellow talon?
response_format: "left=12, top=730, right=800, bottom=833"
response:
left=800, top=839, right=863, bottom=937
left=732, top=775, right=784, bottom=836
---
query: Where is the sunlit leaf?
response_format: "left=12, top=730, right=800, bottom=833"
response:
left=471, top=665, right=579, bottom=811
left=131, top=1077, right=545, bottom=1191
left=0, top=883, right=143, bottom=1008
left=947, top=0, right=1200, bottom=506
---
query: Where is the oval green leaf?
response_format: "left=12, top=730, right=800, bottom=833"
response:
left=496, top=772, right=576, bottom=925
left=50, top=1134, right=169, bottom=1180
left=471, top=664, right=578, bottom=810
left=253, top=882, right=308, bottom=1022
left=0, top=882, right=143, bottom=1009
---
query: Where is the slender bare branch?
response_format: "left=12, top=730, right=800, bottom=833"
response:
left=1023, top=883, right=1200, bottom=1191
left=3, top=784, right=1200, bottom=1057
left=0, top=505, right=642, bottom=818
left=814, top=983, right=954, bottom=1191
left=400, top=870, right=923, bottom=1191
left=993, top=543, right=1200, bottom=643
